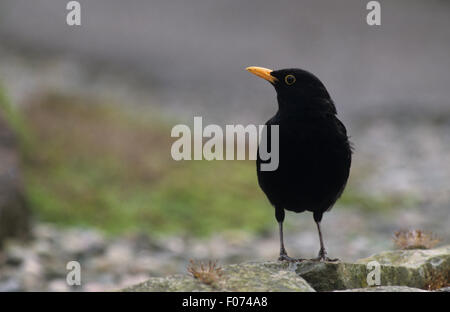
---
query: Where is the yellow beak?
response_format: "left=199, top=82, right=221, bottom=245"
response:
left=246, top=66, right=278, bottom=84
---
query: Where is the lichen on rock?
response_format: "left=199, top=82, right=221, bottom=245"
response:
left=123, top=261, right=315, bottom=292
left=335, top=286, right=427, bottom=292
left=122, top=245, right=450, bottom=292
left=357, top=245, right=450, bottom=290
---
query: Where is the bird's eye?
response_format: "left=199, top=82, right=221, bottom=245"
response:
left=284, top=74, right=296, bottom=85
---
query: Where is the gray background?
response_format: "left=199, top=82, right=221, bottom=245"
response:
left=1, top=0, right=449, bottom=124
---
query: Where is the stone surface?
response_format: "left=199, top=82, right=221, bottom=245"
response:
left=123, top=245, right=450, bottom=292
left=357, top=245, right=450, bottom=290
left=274, top=245, right=450, bottom=291
left=275, top=261, right=369, bottom=291
left=436, top=286, right=450, bottom=292
left=335, top=286, right=427, bottom=292
left=123, top=262, right=315, bottom=292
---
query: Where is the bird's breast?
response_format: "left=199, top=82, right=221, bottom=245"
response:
left=257, top=118, right=351, bottom=211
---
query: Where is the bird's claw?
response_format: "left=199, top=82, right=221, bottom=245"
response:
left=278, top=253, right=306, bottom=262
left=310, top=256, right=340, bottom=262
left=310, top=249, right=340, bottom=262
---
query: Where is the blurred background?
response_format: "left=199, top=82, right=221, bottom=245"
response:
left=0, top=0, right=449, bottom=291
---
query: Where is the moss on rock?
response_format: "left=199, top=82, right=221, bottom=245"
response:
left=122, top=245, right=450, bottom=292
left=357, top=245, right=450, bottom=290
left=123, top=262, right=314, bottom=292
left=335, top=286, right=427, bottom=292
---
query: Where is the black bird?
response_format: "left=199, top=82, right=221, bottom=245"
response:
left=246, top=66, right=352, bottom=262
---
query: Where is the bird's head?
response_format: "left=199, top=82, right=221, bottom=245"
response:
left=246, top=66, right=336, bottom=115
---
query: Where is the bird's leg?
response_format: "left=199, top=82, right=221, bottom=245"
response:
left=278, top=221, right=296, bottom=261
left=312, top=221, right=339, bottom=262
left=275, top=208, right=298, bottom=262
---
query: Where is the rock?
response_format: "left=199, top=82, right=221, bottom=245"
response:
left=123, top=274, right=213, bottom=292
left=275, top=261, right=369, bottom=291
left=123, top=262, right=315, bottom=292
left=59, top=228, right=106, bottom=258
left=335, top=286, right=427, bottom=292
left=277, top=245, right=450, bottom=291
left=0, top=276, right=21, bottom=292
left=0, top=102, right=31, bottom=245
left=122, top=245, right=450, bottom=292
left=436, top=286, right=450, bottom=292
left=357, top=245, right=450, bottom=290
left=47, top=279, right=70, bottom=292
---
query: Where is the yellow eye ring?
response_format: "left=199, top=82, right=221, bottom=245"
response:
left=285, top=74, right=296, bottom=85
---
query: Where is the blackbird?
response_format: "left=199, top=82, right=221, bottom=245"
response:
left=246, top=66, right=352, bottom=262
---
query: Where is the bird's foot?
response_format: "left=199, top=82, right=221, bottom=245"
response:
left=278, top=251, right=306, bottom=262
left=310, top=249, right=339, bottom=262
left=311, top=256, right=339, bottom=262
